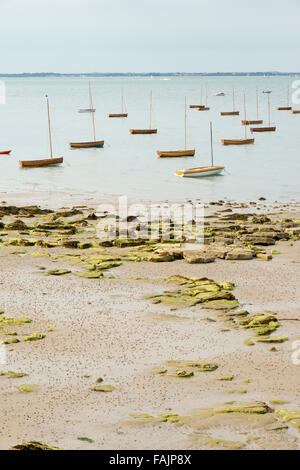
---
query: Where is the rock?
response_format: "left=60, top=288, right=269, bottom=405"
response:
left=225, top=249, right=254, bottom=260
left=240, top=235, right=276, bottom=246
left=183, top=251, right=215, bottom=264
left=285, top=227, right=300, bottom=236
left=11, top=442, right=63, bottom=451
left=256, top=253, right=273, bottom=261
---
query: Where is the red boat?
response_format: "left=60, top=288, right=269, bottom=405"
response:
left=0, top=150, right=12, bottom=155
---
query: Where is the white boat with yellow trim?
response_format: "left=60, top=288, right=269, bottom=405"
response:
left=174, top=165, right=224, bottom=178
left=174, top=122, right=224, bottom=178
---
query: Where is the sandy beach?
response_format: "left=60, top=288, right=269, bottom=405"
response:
left=0, top=194, right=299, bottom=451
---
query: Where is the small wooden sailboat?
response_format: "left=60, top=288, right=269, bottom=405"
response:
left=70, top=83, right=104, bottom=148
left=291, top=109, right=300, bottom=114
left=190, top=86, right=206, bottom=109
left=277, top=86, right=292, bottom=111
left=19, top=96, right=63, bottom=168
left=108, top=88, right=128, bottom=118
left=242, top=87, right=263, bottom=125
left=130, top=91, right=158, bottom=134
left=174, top=122, right=224, bottom=178
left=0, top=150, right=12, bottom=155
left=214, top=92, right=225, bottom=96
left=220, top=88, right=240, bottom=116
left=250, top=94, right=276, bottom=132
left=197, top=86, right=210, bottom=111
left=157, top=96, right=195, bottom=158
left=222, top=94, right=255, bottom=145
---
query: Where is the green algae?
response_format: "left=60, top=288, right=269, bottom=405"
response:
left=215, top=402, right=271, bottom=415
left=168, top=370, right=194, bottom=378
left=16, top=384, right=39, bottom=393
left=270, top=400, right=290, bottom=405
left=24, top=332, right=46, bottom=342
left=90, top=384, right=115, bottom=392
left=152, top=368, right=168, bottom=375
left=275, top=410, right=300, bottom=432
left=190, top=433, right=245, bottom=450
left=216, top=375, right=234, bottom=381
left=11, top=441, right=63, bottom=451
left=203, top=299, right=239, bottom=310
left=77, top=437, right=94, bottom=444
left=47, top=269, right=71, bottom=276
left=165, top=360, right=218, bottom=372
left=75, top=271, right=103, bottom=279
left=3, top=337, right=20, bottom=344
left=244, top=339, right=255, bottom=346
left=0, top=371, right=27, bottom=378
left=0, top=317, right=32, bottom=326
left=256, top=336, right=288, bottom=344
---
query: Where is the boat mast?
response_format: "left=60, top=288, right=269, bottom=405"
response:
left=244, top=94, right=247, bottom=139
left=205, top=86, right=208, bottom=106
left=210, top=121, right=214, bottom=167
left=184, top=95, right=187, bottom=150
left=201, top=86, right=203, bottom=105
left=89, top=82, right=96, bottom=141
left=149, top=90, right=152, bottom=129
left=287, top=85, right=290, bottom=107
left=256, top=86, right=259, bottom=120
left=46, top=95, right=53, bottom=159
left=268, top=94, right=271, bottom=127
left=233, top=87, right=235, bottom=112
left=121, top=88, right=124, bottom=114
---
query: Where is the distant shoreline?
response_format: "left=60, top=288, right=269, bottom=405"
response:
left=0, top=72, right=300, bottom=78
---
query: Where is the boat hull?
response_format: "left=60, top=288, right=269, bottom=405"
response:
left=70, top=141, right=104, bottom=148
left=78, top=109, right=96, bottom=113
left=19, top=157, right=63, bottom=168
left=250, top=127, right=276, bottom=132
left=0, top=150, right=12, bottom=155
left=197, top=107, right=210, bottom=111
left=108, top=113, right=128, bottom=118
left=242, top=120, right=263, bottom=125
left=130, top=129, right=157, bottom=134
left=221, top=139, right=255, bottom=145
left=157, top=149, right=195, bottom=158
left=175, top=166, right=224, bottom=178
left=220, top=111, right=240, bottom=116
left=291, top=110, right=300, bottom=114
left=277, top=107, right=292, bottom=111
left=190, top=105, right=205, bottom=109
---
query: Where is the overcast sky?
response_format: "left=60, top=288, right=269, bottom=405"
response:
left=1, top=0, right=299, bottom=73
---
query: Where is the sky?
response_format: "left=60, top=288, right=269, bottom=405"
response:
left=1, top=0, right=299, bottom=73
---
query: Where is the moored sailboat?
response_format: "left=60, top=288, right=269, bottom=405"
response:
left=70, top=83, right=104, bottom=148
left=157, top=96, right=195, bottom=158
left=277, top=86, right=292, bottom=111
left=220, top=88, right=240, bottom=116
left=0, top=150, right=12, bottom=155
left=250, top=94, right=276, bottom=132
left=222, top=94, right=255, bottom=145
left=242, top=87, right=263, bottom=125
left=108, top=88, right=128, bottom=118
left=19, top=95, right=63, bottom=168
left=130, top=91, right=158, bottom=134
left=174, top=122, right=224, bottom=177
left=197, top=86, right=210, bottom=111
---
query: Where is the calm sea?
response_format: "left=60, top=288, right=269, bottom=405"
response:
left=1, top=76, right=299, bottom=203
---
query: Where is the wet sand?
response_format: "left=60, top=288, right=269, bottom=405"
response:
left=0, top=196, right=299, bottom=450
